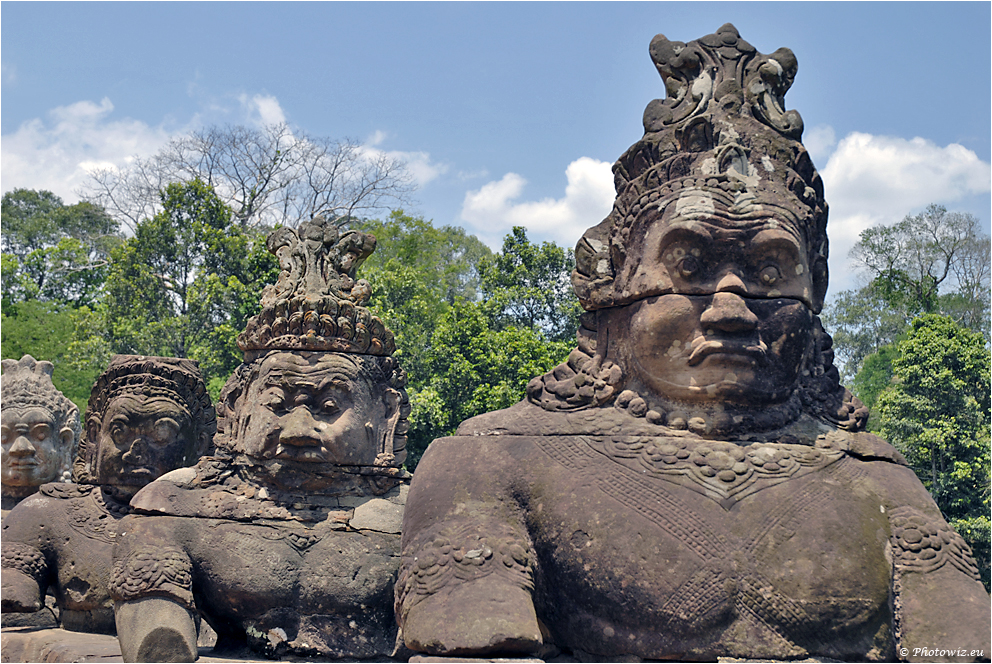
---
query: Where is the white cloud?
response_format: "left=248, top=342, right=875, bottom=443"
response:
left=819, top=132, right=991, bottom=293
left=459, top=157, right=615, bottom=249
left=237, top=93, right=287, bottom=127
left=1, top=98, right=175, bottom=203
left=361, top=131, right=448, bottom=188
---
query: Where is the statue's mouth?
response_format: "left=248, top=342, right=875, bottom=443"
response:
left=8, top=459, right=38, bottom=467
left=687, top=339, right=767, bottom=366
left=272, top=443, right=328, bottom=463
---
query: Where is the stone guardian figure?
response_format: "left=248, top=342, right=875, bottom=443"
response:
left=1, top=355, right=80, bottom=513
left=111, top=215, right=411, bottom=662
left=1, top=355, right=215, bottom=634
left=395, top=24, right=991, bottom=662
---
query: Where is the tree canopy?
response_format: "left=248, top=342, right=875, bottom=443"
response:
left=81, top=123, right=415, bottom=232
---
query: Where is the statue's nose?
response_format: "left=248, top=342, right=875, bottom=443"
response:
left=700, top=291, right=759, bottom=334
left=279, top=408, right=323, bottom=447
left=9, top=435, right=36, bottom=457
left=121, top=438, right=146, bottom=463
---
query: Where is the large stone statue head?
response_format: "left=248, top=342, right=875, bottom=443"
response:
left=73, top=355, right=215, bottom=489
left=527, top=23, right=866, bottom=437
left=215, top=215, right=410, bottom=490
left=1, top=355, right=80, bottom=499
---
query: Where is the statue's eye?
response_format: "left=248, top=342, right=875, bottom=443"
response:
left=677, top=256, right=700, bottom=279
left=759, top=265, right=781, bottom=285
left=262, top=391, right=286, bottom=411
left=321, top=399, right=339, bottom=414
left=151, top=419, right=180, bottom=446
left=31, top=424, right=51, bottom=442
left=110, top=422, right=128, bottom=445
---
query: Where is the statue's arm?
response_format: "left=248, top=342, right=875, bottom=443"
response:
left=1, top=498, right=53, bottom=612
left=111, top=515, right=198, bottom=663
left=878, top=464, right=991, bottom=662
left=396, top=436, right=543, bottom=657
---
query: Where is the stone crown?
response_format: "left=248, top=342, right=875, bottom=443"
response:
left=237, top=215, right=396, bottom=356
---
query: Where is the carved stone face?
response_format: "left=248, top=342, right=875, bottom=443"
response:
left=622, top=204, right=815, bottom=405
left=93, top=395, right=196, bottom=486
left=237, top=352, right=389, bottom=467
left=1, top=407, right=67, bottom=488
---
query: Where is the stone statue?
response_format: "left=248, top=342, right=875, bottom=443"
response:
left=396, top=24, right=991, bottom=662
left=1, top=355, right=80, bottom=512
left=1, top=355, right=215, bottom=634
left=111, top=215, right=411, bottom=662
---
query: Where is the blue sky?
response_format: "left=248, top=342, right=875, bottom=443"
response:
left=2, top=2, right=989, bottom=297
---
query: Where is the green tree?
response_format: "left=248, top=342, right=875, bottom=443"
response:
left=479, top=226, right=582, bottom=343
left=406, top=300, right=571, bottom=468
left=0, top=300, right=104, bottom=412
left=2, top=189, right=120, bottom=309
left=102, top=179, right=278, bottom=395
left=356, top=212, right=491, bottom=385
left=824, top=204, right=989, bottom=386
left=875, top=314, right=991, bottom=589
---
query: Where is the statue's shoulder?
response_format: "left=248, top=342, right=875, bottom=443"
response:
left=456, top=398, right=657, bottom=437
left=129, top=458, right=231, bottom=517
left=38, top=481, right=96, bottom=500
left=824, top=429, right=908, bottom=466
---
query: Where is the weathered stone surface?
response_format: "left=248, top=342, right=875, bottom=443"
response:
left=112, top=216, right=412, bottom=662
left=396, top=23, right=991, bottom=663
left=1, top=356, right=215, bottom=635
left=1, top=355, right=80, bottom=510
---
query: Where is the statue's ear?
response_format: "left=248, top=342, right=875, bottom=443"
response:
left=59, top=426, right=75, bottom=448
left=811, top=254, right=828, bottom=313
left=377, top=388, right=402, bottom=464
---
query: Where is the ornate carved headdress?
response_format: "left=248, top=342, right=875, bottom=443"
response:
left=1, top=354, right=81, bottom=484
left=572, top=23, right=829, bottom=314
left=238, top=215, right=396, bottom=356
left=74, top=355, right=216, bottom=483
left=526, top=24, right=866, bottom=433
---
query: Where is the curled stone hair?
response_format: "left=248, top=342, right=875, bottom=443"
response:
left=73, top=355, right=216, bottom=484
left=1, top=354, right=81, bottom=482
left=214, top=351, right=411, bottom=467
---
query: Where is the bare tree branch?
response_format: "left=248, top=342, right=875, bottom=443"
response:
left=78, top=123, right=416, bottom=232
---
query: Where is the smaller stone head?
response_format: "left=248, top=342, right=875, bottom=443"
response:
left=1, top=355, right=80, bottom=495
left=73, top=356, right=216, bottom=488
left=215, top=350, right=409, bottom=472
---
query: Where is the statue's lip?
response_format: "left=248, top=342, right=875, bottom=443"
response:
left=687, top=340, right=767, bottom=366
left=7, top=459, right=38, bottom=467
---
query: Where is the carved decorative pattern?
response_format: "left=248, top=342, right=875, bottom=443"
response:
left=1, top=541, right=48, bottom=582
left=39, top=483, right=124, bottom=543
left=582, top=437, right=843, bottom=508
left=396, top=522, right=535, bottom=613
left=888, top=507, right=981, bottom=581
left=109, top=545, right=194, bottom=609
left=534, top=434, right=876, bottom=650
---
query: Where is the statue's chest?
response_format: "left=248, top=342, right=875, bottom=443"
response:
left=190, top=520, right=400, bottom=614
left=527, top=436, right=892, bottom=653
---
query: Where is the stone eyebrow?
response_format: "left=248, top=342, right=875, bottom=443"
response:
left=657, top=222, right=714, bottom=246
